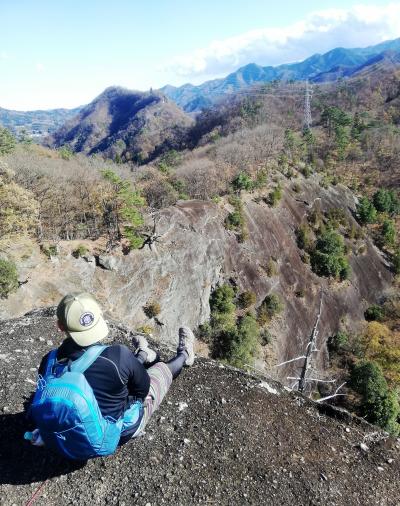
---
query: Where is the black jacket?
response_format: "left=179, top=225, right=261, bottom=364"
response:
left=38, top=338, right=150, bottom=419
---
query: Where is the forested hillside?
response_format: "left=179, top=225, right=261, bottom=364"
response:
left=0, top=106, right=82, bottom=138
left=46, top=87, right=193, bottom=164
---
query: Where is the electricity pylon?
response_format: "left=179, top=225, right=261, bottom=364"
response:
left=304, top=80, right=312, bottom=130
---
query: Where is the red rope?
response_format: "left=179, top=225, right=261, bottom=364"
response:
left=25, top=479, right=48, bottom=506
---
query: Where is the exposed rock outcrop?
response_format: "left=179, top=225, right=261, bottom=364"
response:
left=0, top=310, right=399, bottom=505
left=0, top=177, right=393, bottom=381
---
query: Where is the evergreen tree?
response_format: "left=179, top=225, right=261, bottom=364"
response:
left=0, top=127, right=16, bottom=155
left=102, top=169, right=145, bottom=249
left=356, top=197, right=377, bottom=225
left=310, top=229, right=350, bottom=280
left=0, top=259, right=18, bottom=298
left=351, top=361, right=399, bottom=435
left=379, top=219, right=396, bottom=248
left=373, top=189, right=399, bottom=215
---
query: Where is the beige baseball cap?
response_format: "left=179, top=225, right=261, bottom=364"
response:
left=56, top=292, right=109, bottom=347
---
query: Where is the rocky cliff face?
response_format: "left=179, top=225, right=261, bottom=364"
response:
left=0, top=310, right=399, bottom=505
left=0, top=175, right=392, bottom=382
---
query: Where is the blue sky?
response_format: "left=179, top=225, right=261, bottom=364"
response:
left=1, top=0, right=399, bottom=110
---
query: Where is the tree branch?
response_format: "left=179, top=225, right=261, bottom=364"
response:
left=316, top=382, right=347, bottom=403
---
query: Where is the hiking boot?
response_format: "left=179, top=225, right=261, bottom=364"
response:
left=132, top=334, right=157, bottom=364
left=178, top=326, right=195, bottom=366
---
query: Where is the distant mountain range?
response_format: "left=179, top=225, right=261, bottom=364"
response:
left=160, top=38, right=400, bottom=111
left=0, top=106, right=82, bottom=138
left=1, top=37, right=400, bottom=138
left=46, top=86, right=193, bottom=163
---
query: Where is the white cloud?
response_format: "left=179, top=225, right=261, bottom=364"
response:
left=35, top=63, right=45, bottom=72
left=166, top=3, right=400, bottom=79
left=0, top=51, right=9, bottom=60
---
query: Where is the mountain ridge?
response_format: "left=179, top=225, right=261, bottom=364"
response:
left=161, top=37, right=400, bottom=111
left=45, top=86, right=193, bottom=163
left=2, top=37, right=400, bottom=125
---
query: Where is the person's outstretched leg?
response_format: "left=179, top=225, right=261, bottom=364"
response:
left=166, top=326, right=195, bottom=378
left=126, top=326, right=195, bottom=440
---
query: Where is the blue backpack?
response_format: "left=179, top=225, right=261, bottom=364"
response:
left=30, top=345, right=141, bottom=460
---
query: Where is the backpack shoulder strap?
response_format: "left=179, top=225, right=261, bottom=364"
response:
left=69, top=345, right=107, bottom=374
left=43, top=349, right=58, bottom=377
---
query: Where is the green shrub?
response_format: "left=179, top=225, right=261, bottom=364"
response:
left=210, top=284, right=236, bottom=314
left=207, top=285, right=262, bottom=368
left=143, top=301, right=161, bottom=319
left=169, top=178, right=187, bottom=194
left=41, top=244, right=58, bottom=258
left=210, top=310, right=236, bottom=334
left=377, top=219, right=396, bottom=248
left=58, top=146, right=73, bottom=160
left=157, top=150, right=181, bottom=173
left=302, top=165, right=312, bottom=178
left=296, top=223, right=312, bottom=250
left=211, top=326, right=238, bottom=360
left=238, top=291, right=257, bottom=309
left=356, top=197, right=377, bottom=225
left=328, top=331, right=348, bottom=352
left=310, top=230, right=350, bottom=280
left=351, top=361, right=399, bottom=435
left=224, top=196, right=247, bottom=241
left=257, top=293, right=283, bottom=324
left=351, top=361, right=386, bottom=398
left=232, top=172, right=253, bottom=192
left=197, top=322, right=213, bottom=342
left=225, top=210, right=244, bottom=230
left=0, top=127, right=16, bottom=155
left=265, top=258, right=278, bottom=277
left=373, top=189, right=399, bottom=215
left=123, top=226, right=144, bottom=249
left=72, top=244, right=88, bottom=258
left=268, top=185, right=282, bottom=207
left=0, top=258, right=18, bottom=298
left=227, top=314, right=260, bottom=369
left=254, top=169, right=268, bottom=189
left=393, top=249, right=400, bottom=275
left=326, top=208, right=347, bottom=229
left=364, top=304, right=385, bottom=322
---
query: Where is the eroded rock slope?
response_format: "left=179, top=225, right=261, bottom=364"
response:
left=0, top=176, right=392, bottom=382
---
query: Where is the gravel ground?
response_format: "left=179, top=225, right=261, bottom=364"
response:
left=0, top=309, right=399, bottom=506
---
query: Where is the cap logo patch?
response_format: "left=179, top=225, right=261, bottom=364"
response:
left=80, top=312, right=95, bottom=327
